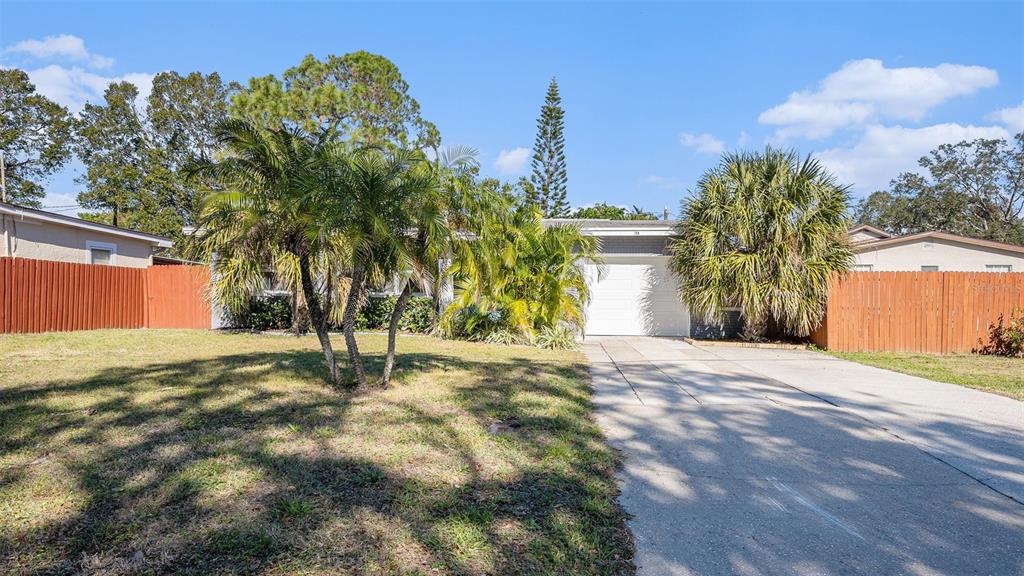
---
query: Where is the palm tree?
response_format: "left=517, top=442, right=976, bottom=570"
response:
left=313, top=146, right=433, bottom=387
left=445, top=193, right=602, bottom=340
left=669, top=147, right=853, bottom=340
left=190, top=120, right=347, bottom=384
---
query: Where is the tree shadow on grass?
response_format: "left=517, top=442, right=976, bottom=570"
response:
left=0, top=344, right=634, bottom=575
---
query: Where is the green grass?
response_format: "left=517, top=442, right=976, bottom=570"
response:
left=0, top=330, right=633, bottom=575
left=831, top=351, right=1023, bottom=400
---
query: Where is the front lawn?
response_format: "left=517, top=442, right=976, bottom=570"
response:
left=831, top=351, right=1023, bottom=401
left=0, top=330, right=633, bottom=575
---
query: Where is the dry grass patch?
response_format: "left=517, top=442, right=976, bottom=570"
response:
left=0, top=330, right=633, bottom=575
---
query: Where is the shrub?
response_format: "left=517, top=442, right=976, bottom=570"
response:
left=484, top=328, right=527, bottom=346
left=439, top=304, right=511, bottom=341
left=977, top=308, right=1024, bottom=358
left=225, top=293, right=434, bottom=333
left=353, top=295, right=434, bottom=333
left=224, top=294, right=292, bottom=331
left=534, top=324, right=579, bottom=350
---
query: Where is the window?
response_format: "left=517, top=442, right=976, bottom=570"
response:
left=85, top=240, right=117, bottom=266
left=852, top=264, right=873, bottom=272
left=921, top=265, right=939, bottom=272
left=90, top=248, right=112, bottom=265
left=986, top=264, right=1012, bottom=272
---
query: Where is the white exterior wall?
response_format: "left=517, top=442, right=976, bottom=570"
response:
left=849, top=230, right=888, bottom=243
left=854, top=238, right=1024, bottom=272
left=2, top=217, right=155, bottom=268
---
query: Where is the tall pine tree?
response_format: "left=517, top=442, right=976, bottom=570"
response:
left=529, top=78, right=568, bottom=217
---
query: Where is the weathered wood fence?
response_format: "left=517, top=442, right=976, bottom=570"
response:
left=811, top=271, right=1024, bottom=353
left=0, top=257, right=211, bottom=333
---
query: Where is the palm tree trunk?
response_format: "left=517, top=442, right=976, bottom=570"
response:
left=298, top=252, right=339, bottom=385
left=382, top=280, right=413, bottom=386
left=342, top=263, right=368, bottom=387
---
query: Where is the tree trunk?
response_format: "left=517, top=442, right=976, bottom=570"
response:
left=382, top=281, right=413, bottom=386
left=342, top=263, right=368, bottom=387
left=298, top=252, right=339, bottom=385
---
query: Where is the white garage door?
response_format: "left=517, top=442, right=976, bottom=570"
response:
left=584, top=256, right=689, bottom=336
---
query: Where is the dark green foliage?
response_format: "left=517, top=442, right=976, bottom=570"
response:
left=74, top=71, right=228, bottom=247
left=529, top=78, right=569, bottom=217
left=227, top=294, right=435, bottom=334
left=354, top=295, right=435, bottom=333
left=0, top=69, right=74, bottom=207
left=224, top=294, right=293, bottom=331
left=229, top=52, right=438, bottom=149
left=853, top=133, right=1024, bottom=244
left=571, top=202, right=658, bottom=220
left=977, top=308, right=1024, bottom=358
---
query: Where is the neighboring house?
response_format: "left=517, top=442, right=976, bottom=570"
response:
left=549, top=219, right=1024, bottom=337
left=850, top=225, right=1024, bottom=272
left=0, top=202, right=172, bottom=268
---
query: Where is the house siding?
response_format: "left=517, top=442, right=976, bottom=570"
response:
left=854, top=238, right=1024, bottom=272
left=2, top=217, right=155, bottom=268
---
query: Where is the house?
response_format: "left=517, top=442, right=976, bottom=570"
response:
left=551, top=219, right=1024, bottom=337
left=0, top=202, right=172, bottom=268
left=850, top=225, right=1024, bottom=272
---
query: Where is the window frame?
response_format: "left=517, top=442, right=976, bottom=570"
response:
left=920, top=265, right=939, bottom=272
left=85, top=240, right=118, bottom=266
left=985, top=264, right=1012, bottom=272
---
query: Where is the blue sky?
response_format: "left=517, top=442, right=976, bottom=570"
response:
left=3, top=1, right=1022, bottom=216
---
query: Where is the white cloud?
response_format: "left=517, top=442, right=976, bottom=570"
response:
left=493, top=147, right=530, bottom=175
left=986, top=102, right=1024, bottom=132
left=4, top=34, right=114, bottom=69
left=642, top=175, right=685, bottom=190
left=759, top=59, right=999, bottom=140
left=817, top=123, right=1010, bottom=193
left=25, top=64, right=155, bottom=112
left=736, top=131, right=750, bottom=147
left=679, top=132, right=725, bottom=154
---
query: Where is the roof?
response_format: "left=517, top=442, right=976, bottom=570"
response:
left=853, top=230, right=1024, bottom=255
left=848, top=224, right=892, bottom=240
left=0, top=202, right=173, bottom=248
left=542, top=218, right=678, bottom=236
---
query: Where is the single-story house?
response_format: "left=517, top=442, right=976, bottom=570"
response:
left=849, top=224, right=1024, bottom=272
left=0, top=201, right=172, bottom=268
left=548, top=219, right=1024, bottom=337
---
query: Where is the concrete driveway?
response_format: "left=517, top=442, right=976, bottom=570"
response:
left=586, top=337, right=1024, bottom=576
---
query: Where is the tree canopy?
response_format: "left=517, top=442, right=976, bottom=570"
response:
left=74, top=72, right=228, bottom=245
left=571, top=202, right=658, bottom=220
left=0, top=69, right=74, bottom=207
left=853, top=133, right=1024, bottom=244
left=671, top=148, right=853, bottom=340
left=229, top=52, right=439, bottom=149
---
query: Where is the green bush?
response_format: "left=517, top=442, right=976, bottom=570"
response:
left=226, top=293, right=434, bottom=333
left=977, top=308, right=1024, bottom=358
left=225, top=294, right=292, bottom=331
left=353, top=295, right=435, bottom=333
left=535, top=324, right=579, bottom=350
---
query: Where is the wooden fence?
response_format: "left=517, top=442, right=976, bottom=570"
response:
left=0, top=257, right=211, bottom=334
left=811, top=271, right=1024, bottom=353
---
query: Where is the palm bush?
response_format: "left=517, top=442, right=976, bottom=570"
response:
left=189, top=120, right=349, bottom=384
left=670, top=147, right=853, bottom=340
left=442, top=192, right=602, bottom=345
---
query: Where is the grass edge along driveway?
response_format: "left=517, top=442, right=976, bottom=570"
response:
left=830, top=350, right=1023, bottom=401
left=0, top=330, right=634, bottom=575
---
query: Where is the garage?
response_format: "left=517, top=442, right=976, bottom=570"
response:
left=583, top=255, right=690, bottom=336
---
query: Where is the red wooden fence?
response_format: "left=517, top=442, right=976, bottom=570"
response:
left=145, top=264, right=211, bottom=329
left=811, top=271, right=1024, bottom=353
left=0, top=257, right=210, bottom=333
